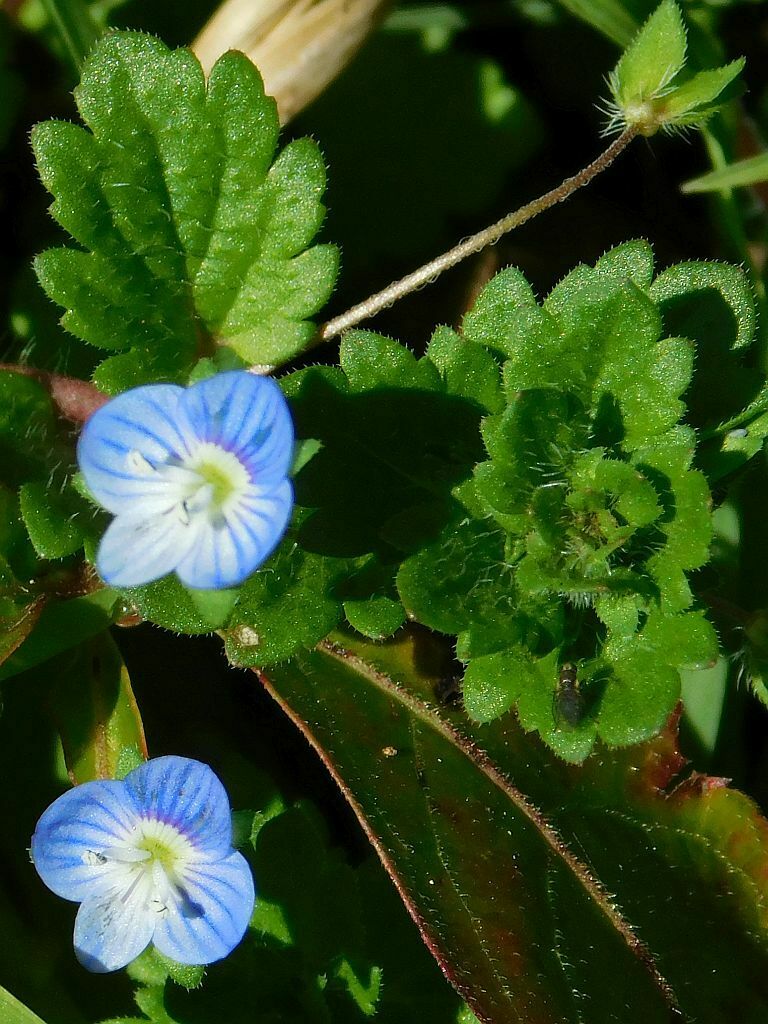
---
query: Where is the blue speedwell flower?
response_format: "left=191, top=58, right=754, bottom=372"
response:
left=31, top=756, right=255, bottom=973
left=78, top=371, right=294, bottom=589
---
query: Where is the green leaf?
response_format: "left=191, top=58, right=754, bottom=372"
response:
left=650, top=260, right=758, bottom=435
left=662, top=59, right=745, bottom=123
left=650, top=260, right=756, bottom=350
left=0, top=371, right=56, bottom=487
left=122, top=576, right=228, bottom=635
left=344, top=595, right=406, bottom=641
left=0, top=587, right=118, bottom=681
left=683, top=151, right=768, bottom=194
left=0, top=596, right=46, bottom=671
left=19, top=478, right=97, bottom=559
left=262, top=630, right=768, bottom=1024
left=609, top=0, right=687, bottom=109
left=0, top=985, right=47, bottom=1024
left=47, top=631, right=147, bottom=783
left=32, top=32, right=338, bottom=390
left=224, top=543, right=349, bottom=667
left=37, top=0, right=100, bottom=72
left=555, top=0, right=638, bottom=46
left=425, top=326, right=504, bottom=414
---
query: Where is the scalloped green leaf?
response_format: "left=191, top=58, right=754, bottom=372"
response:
left=32, top=32, right=338, bottom=391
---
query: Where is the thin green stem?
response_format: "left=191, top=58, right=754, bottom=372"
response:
left=38, top=0, right=100, bottom=72
left=316, top=126, right=638, bottom=345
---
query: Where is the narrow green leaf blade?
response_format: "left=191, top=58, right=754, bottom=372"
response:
left=48, top=632, right=147, bottom=782
left=0, top=985, right=47, bottom=1024
left=555, top=0, right=638, bottom=46
left=683, top=151, right=768, bottom=194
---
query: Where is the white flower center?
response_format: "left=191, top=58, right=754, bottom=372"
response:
left=127, top=442, right=251, bottom=525
left=85, top=817, right=197, bottom=917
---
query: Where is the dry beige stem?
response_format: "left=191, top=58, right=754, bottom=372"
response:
left=193, top=0, right=390, bottom=124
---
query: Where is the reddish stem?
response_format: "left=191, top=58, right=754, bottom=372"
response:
left=0, top=364, right=108, bottom=423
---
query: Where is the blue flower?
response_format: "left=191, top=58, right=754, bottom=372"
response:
left=77, top=371, right=294, bottom=589
left=31, top=756, right=255, bottom=973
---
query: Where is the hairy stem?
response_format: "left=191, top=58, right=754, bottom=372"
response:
left=316, top=126, right=638, bottom=344
left=0, top=363, right=107, bottom=422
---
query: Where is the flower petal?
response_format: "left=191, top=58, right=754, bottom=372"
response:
left=152, top=851, right=254, bottom=965
left=173, top=480, right=293, bottom=589
left=74, top=888, right=155, bottom=973
left=78, top=384, right=194, bottom=514
left=96, top=510, right=200, bottom=588
left=31, top=780, right=138, bottom=902
left=183, top=372, right=294, bottom=484
left=124, top=757, right=233, bottom=858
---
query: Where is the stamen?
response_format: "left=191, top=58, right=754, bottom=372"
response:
left=126, top=450, right=156, bottom=475
left=100, top=847, right=152, bottom=864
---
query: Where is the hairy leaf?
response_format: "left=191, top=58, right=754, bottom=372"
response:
left=262, top=630, right=768, bottom=1024
left=399, top=243, right=720, bottom=758
left=32, top=32, right=338, bottom=391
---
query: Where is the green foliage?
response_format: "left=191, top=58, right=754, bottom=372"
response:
left=0, top=985, right=48, bottom=1024
left=32, top=31, right=338, bottom=392
left=4, top=11, right=768, bottom=1022
left=19, top=479, right=96, bottom=559
left=606, top=1, right=743, bottom=136
left=222, top=332, right=494, bottom=666
left=115, top=789, right=466, bottom=1024
left=212, top=244, right=760, bottom=761
left=398, top=242, right=722, bottom=759
left=266, top=630, right=768, bottom=1024
left=0, top=372, right=56, bottom=487
left=683, top=152, right=768, bottom=194
left=46, top=631, right=146, bottom=784
left=555, top=0, right=639, bottom=45
left=0, top=589, right=119, bottom=682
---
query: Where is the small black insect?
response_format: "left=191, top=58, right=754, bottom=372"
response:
left=554, top=661, right=582, bottom=728
left=434, top=673, right=464, bottom=708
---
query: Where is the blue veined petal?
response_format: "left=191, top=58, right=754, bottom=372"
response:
left=152, top=851, right=254, bottom=965
left=183, top=372, right=294, bottom=483
left=78, top=384, right=194, bottom=514
left=74, top=888, right=155, bottom=973
left=31, top=780, right=138, bottom=902
left=124, top=757, right=233, bottom=858
left=238, top=407, right=295, bottom=486
left=96, top=510, right=200, bottom=588
left=173, top=480, right=293, bottom=590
